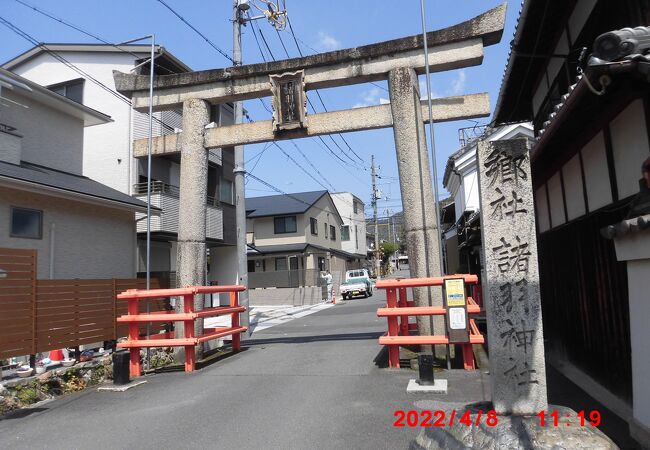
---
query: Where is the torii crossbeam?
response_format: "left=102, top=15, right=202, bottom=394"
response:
left=113, top=4, right=506, bottom=354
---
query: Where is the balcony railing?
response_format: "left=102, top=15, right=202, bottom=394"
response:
left=133, top=181, right=180, bottom=197
left=134, top=183, right=224, bottom=240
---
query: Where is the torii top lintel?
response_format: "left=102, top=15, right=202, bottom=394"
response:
left=114, top=4, right=506, bottom=111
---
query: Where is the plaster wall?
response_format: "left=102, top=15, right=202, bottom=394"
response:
left=0, top=186, right=136, bottom=279
left=609, top=100, right=650, bottom=200
left=625, top=256, right=650, bottom=432
left=535, top=185, right=550, bottom=233
left=547, top=172, right=566, bottom=228
left=568, top=0, right=598, bottom=45
left=562, top=154, right=586, bottom=221
left=581, top=132, right=612, bottom=211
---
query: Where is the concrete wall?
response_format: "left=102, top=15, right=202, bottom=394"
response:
left=208, top=245, right=239, bottom=285
left=0, top=186, right=136, bottom=279
left=2, top=89, right=84, bottom=174
left=248, top=286, right=324, bottom=306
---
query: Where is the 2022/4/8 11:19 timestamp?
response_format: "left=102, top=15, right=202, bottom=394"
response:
left=537, top=410, right=601, bottom=427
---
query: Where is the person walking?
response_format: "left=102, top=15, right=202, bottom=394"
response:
left=323, top=270, right=333, bottom=303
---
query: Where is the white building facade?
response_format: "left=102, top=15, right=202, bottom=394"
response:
left=442, top=123, right=534, bottom=274
left=3, top=44, right=238, bottom=286
left=0, top=69, right=146, bottom=279
left=331, top=192, right=367, bottom=268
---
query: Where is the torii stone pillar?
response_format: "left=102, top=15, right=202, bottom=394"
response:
left=175, top=98, right=210, bottom=360
left=389, top=67, right=443, bottom=349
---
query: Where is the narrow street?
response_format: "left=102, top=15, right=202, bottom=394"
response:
left=1, top=276, right=484, bottom=449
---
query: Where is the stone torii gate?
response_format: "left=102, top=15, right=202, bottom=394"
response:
left=113, top=5, right=506, bottom=352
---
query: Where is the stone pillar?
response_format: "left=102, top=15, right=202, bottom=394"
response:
left=176, top=98, right=210, bottom=360
left=477, top=139, right=547, bottom=414
left=388, top=67, right=443, bottom=348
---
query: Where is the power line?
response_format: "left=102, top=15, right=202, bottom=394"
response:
left=246, top=173, right=368, bottom=224
left=242, top=108, right=335, bottom=191
left=246, top=15, right=368, bottom=186
left=275, top=29, right=291, bottom=59
left=256, top=23, right=276, bottom=61
left=155, top=0, right=234, bottom=64
left=0, top=15, right=176, bottom=132
left=287, top=140, right=336, bottom=191
left=286, top=15, right=388, bottom=94
left=13, top=0, right=176, bottom=75
left=271, top=141, right=331, bottom=191
left=284, top=15, right=366, bottom=166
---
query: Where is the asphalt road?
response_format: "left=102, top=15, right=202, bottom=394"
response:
left=0, top=276, right=492, bottom=450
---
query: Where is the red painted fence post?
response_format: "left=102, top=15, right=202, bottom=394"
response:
left=127, top=297, right=141, bottom=378
left=386, top=287, right=400, bottom=368
left=183, top=293, right=195, bottom=373
left=230, top=291, right=241, bottom=351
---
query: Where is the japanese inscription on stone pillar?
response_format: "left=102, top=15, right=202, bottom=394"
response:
left=477, top=139, right=548, bottom=415
left=270, top=70, right=307, bottom=131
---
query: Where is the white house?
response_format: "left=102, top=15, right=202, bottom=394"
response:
left=331, top=192, right=367, bottom=268
left=3, top=44, right=238, bottom=286
left=0, top=68, right=147, bottom=278
left=442, top=123, right=534, bottom=274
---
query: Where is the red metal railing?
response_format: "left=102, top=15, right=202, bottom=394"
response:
left=117, top=285, right=247, bottom=377
left=375, top=275, right=484, bottom=369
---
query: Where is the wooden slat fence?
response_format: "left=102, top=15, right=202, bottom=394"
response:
left=0, top=248, right=37, bottom=360
left=0, top=248, right=169, bottom=360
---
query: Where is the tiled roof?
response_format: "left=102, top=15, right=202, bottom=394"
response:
left=0, top=160, right=150, bottom=210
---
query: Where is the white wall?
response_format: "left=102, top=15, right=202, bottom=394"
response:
left=581, top=132, right=612, bottom=211
left=331, top=193, right=366, bottom=256
left=207, top=246, right=239, bottom=305
left=535, top=185, right=550, bottom=233
left=562, top=154, right=586, bottom=221
left=547, top=172, right=566, bottom=228
left=2, top=89, right=84, bottom=174
left=11, top=51, right=138, bottom=193
left=0, top=186, right=136, bottom=279
left=462, top=171, right=480, bottom=212
left=610, top=100, right=650, bottom=200
left=304, top=195, right=343, bottom=250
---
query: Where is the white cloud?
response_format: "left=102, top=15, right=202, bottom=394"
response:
left=449, top=69, right=467, bottom=95
left=419, top=79, right=439, bottom=100
left=317, top=31, right=341, bottom=51
left=353, top=87, right=390, bottom=108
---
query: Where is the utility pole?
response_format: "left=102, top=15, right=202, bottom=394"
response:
left=371, top=155, right=380, bottom=279
left=233, top=1, right=249, bottom=332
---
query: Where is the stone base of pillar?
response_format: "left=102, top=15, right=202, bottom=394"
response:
left=411, top=403, right=618, bottom=450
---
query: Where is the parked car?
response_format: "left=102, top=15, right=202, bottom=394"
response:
left=344, top=269, right=373, bottom=296
left=340, top=277, right=371, bottom=299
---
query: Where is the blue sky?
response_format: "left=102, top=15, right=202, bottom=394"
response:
left=0, top=0, right=520, bottom=216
